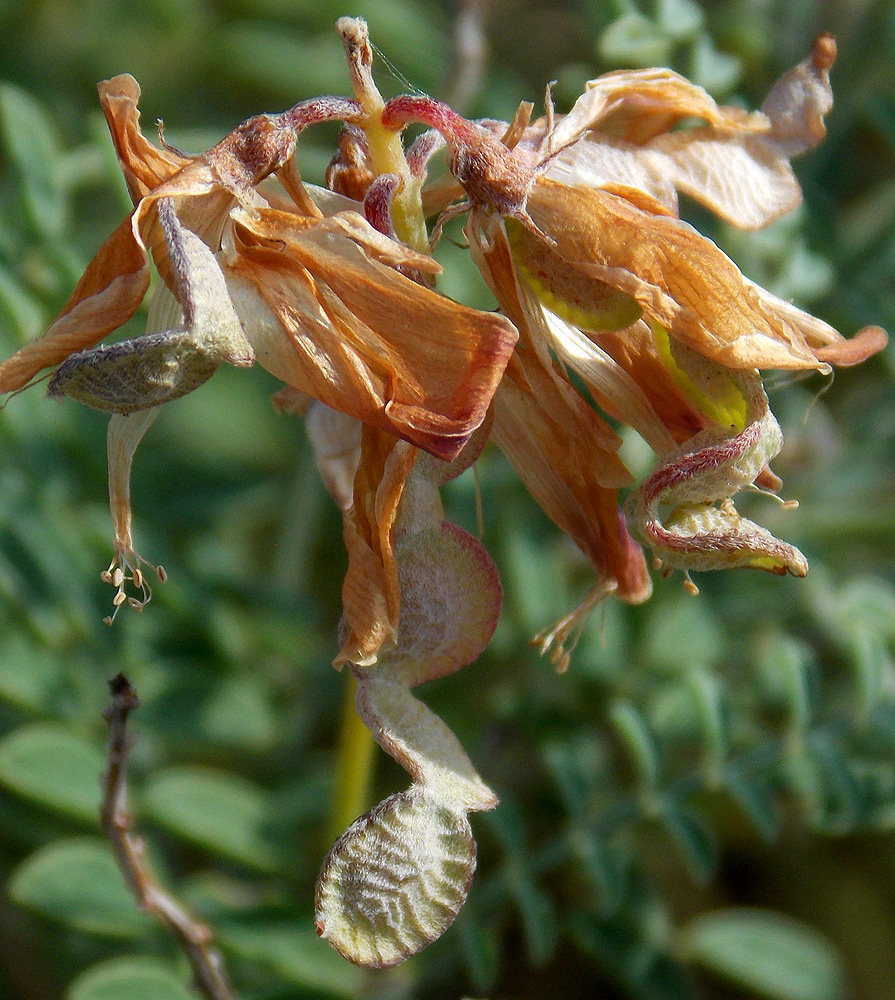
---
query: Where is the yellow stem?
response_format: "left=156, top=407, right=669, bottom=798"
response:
left=326, top=672, right=376, bottom=847
left=339, top=16, right=428, bottom=252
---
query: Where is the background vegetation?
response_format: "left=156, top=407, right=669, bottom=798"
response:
left=0, top=1, right=893, bottom=998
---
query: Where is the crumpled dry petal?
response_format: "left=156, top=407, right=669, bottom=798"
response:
left=338, top=426, right=417, bottom=667
left=522, top=176, right=882, bottom=372
left=541, top=35, right=839, bottom=230
left=227, top=205, right=518, bottom=460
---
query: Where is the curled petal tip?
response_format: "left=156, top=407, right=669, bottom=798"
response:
left=812, top=33, right=837, bottom=72
left=815, top=325, right=888, bottom=367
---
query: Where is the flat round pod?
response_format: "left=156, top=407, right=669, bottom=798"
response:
left=315, top=787, right=476, bottom=967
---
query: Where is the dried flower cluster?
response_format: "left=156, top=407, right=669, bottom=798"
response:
left=0, top=17, right=885, bottom=967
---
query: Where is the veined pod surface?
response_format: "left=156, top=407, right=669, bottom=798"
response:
left=315, top=786, right=476, bottom=967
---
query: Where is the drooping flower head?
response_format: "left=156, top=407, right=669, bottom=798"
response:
left=379, top=32, right=886, bottom=661
left=0, top=17, right=887, bottom=970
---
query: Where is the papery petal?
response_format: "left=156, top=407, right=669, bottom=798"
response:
left=543, top=314, right=679, bottom=456
left=300, top=400, right=363, bottom=511
left=468, top=215, right=631, bottom=484
left=545, top=137, right=678, bottom=214
left=592, top=320, right=709, bottom=446
left=99, top=74, right=190, bottom=203
left=0, top=215, right=150, bottom=394
left=525, top=177, right=843, bottom=370
left=493, top=353, right=650, bottom=606
left=317, top=675, right=495, bottom=967
left=539, top=37, right=837, bottom=232
left=338, top=427, right=417, bottom=667
left=226, top=207, right=517, bottom=461
left=646, top=131, right=803, bottom=229
left=760, top=33, right=835, bottom=157
left=642, top=37, right=837, bottom=229
left=547, top=67, right=766, bottom=152
left=745, top=280, right=888, bottom=365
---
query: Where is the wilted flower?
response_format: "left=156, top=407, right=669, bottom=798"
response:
left=0, top=16, right=887, bottom=972
left=0, top=71, right=517, bottom=617
left=381, top=32, right=887, bottom=662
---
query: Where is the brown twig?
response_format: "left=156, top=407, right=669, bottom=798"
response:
left=101, top=673, right=237, bottom=1000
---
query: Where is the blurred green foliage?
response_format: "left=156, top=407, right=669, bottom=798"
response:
left=0, top=1, right=894, bottom=998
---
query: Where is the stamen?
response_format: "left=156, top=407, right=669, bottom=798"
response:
left=532, top=579, right=617, bottom=672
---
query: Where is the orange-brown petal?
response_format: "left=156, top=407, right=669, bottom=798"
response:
left=526, top=178, right=846, bottom=370
left=0, top=215, right=150, bottom=394
left=492, top=352, right=651, bottom=608
left=338, top=426, right=417, bottom=667
left=227, top=208, right=517, bottom=461
left=99, top=74, right=191, bottom=204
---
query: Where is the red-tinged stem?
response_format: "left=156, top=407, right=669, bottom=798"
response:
left=383, top=96, right=535, bottom=218
left=279, top=96, right=364, bottom=133
left=381, top=95, right=478, bottom=144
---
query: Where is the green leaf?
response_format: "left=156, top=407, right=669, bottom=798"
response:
left=0, top=83, right=68, bottom=239
left=515, top=877, right=559, bottom=967
left=142, top=765, right=281, bottom=872
left=608, top=700, right=661, bottom=789
left=598, top=14, right=673, bottom=68
left=723, top=768, right=779, bottom=843
left=67, top=957, right=194, bottom=1000
left=9, top=838, right=151, bottom=938
left=755, top=634, right=813, bottom=730
left=643, top=596, right=724, bottom=673
left=804, top=732, right=862, bottom=833
left=659, top=804, right=718, bottom=884
left=689, top=34, right=742, bottom=95
left=848, top=629, right=892, bottom=721
left=683, top=909, right=845, bottom=1000
left=656, top=0, right=704, bottom=40
left=220, top=922, right=362, bottom=997
left=574, top=835, right=627, bottom=914
left=0, top=723, right=104, bottom=824
left=0, top=264, right=45, bottom=345
left=456, top=903, right=501, bottom=995
left=0, top=637, right=62, bottom=713
left=196, top=673, right=278, bottom=752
